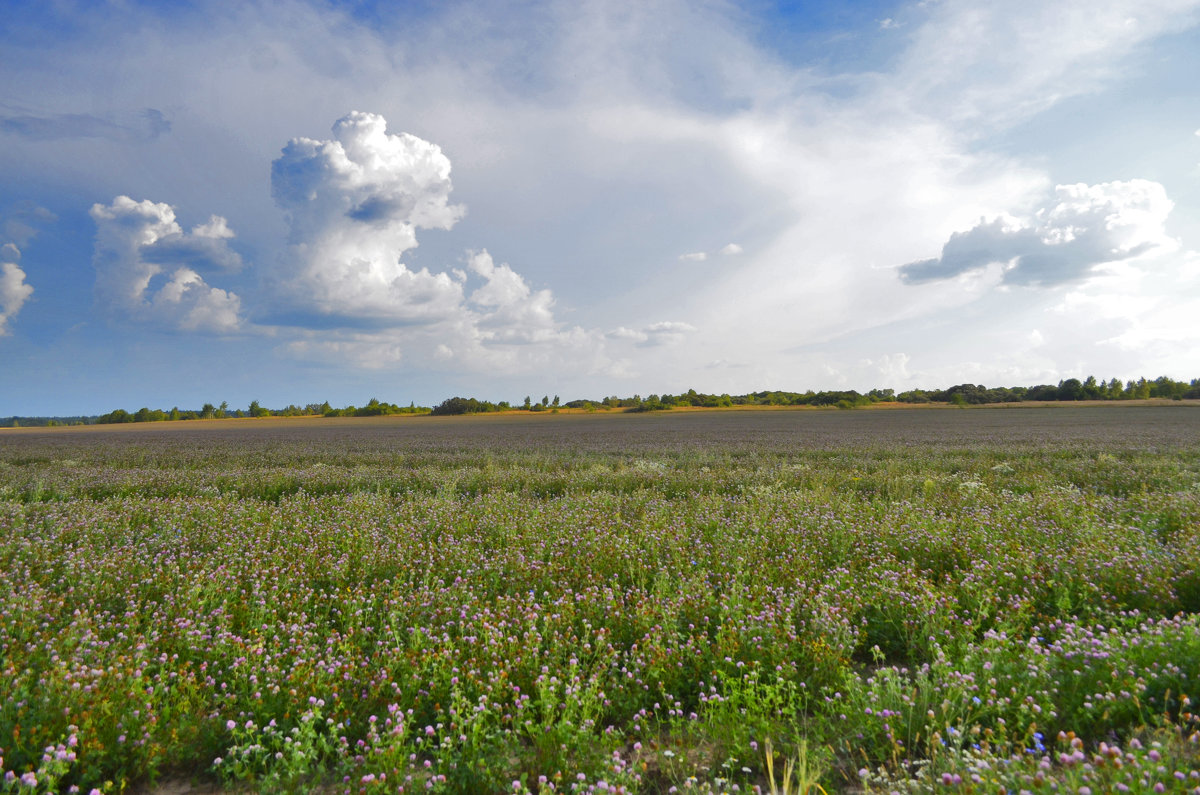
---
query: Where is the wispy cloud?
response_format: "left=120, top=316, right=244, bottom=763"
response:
left=0, top=107, right=170, bottom=142
left=607, top=321, right=696, bottom=348
left=2, top=201, right=56, bottom=248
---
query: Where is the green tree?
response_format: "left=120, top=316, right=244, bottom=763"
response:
left=201, top=403, right=216, bottom=419
left=1057, top=378, right=1085, bottom=401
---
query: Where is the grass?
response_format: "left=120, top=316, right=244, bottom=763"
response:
left=1, top=406, right=1198, bottom=793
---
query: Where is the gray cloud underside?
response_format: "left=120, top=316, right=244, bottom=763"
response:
left=141, top=235, right=243, bottom=273
left=901, top=226, right=1159, bottom=286
left=899, top=181, right=1175, bottom=287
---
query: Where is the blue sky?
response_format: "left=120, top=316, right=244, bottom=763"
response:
left=2, top=0, right=1199, bottom=415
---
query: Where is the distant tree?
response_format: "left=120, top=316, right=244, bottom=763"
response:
left=1026, top=384, right=1058, bottom=401
left=629, top=395, right=671, bottom=412
left=1057, top=379, right=1085, bottom=401
left=248, top=400, right=270, bottom=418
left=552, top=395, right=560, bottom=407
left=1150, top=376, right=1187, bottom=400
left=217, top=400, right=228, bottom=419
left=201, top=403, right=216, bottom=419
left=431, top=397, right=502, bottom=416
left=523, top=396, right=532, bottom=410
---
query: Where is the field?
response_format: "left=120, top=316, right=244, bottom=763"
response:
left=2, top=406, right=1199, bottom=794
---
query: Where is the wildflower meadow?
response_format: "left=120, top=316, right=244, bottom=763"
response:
left=1, top=406, right=1197, bottom=793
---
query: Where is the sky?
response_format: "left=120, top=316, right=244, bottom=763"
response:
left=2, top=0, right=1200, bottom=415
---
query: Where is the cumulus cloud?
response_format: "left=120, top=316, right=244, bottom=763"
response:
left=265, top=111, right=614, bottom=371
left=899, top=180, right=1176, bottom=286
left=466, top=250, right=558, bottom=343
left=678, top=251, right=708, bottom=262
left=89, top=196, right=242, bottom=332
left=0, top=243, right=34, bottom=335
left=719, top=243, right=743, bottom=256
left=270, top=111, right=467, bottom=324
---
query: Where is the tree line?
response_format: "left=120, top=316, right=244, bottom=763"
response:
left=88, top=398, right=429, bottom=425
left=430, top=376, right=1200, bottom=414
left=3, top=376, right=1198, bottom=426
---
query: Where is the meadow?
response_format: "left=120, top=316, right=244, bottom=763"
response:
left=1, top=406, right=1198, bottom=794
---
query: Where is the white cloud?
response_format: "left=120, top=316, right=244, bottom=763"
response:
left=280, top=320, right=619, bottom=379
left=899, top=180, right=1176, bottom=286
left=270, top=111, right=467, bottom=324
left=678, top=244, right=740, bottom=263
left=865, top=352, right=911, bottom=385
left=0, top=243, right=33, bottom=335
left=607, top=320, right=696, bottom=348
left=266, top=112, right=613, bottom=371
left=466, top=250, right=558, bottom=343
left=89, top=196, right=243, bottom=333
left=1053, top=251, right=1200, bottom=359
left=192, top=215, right=235, bottom=240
